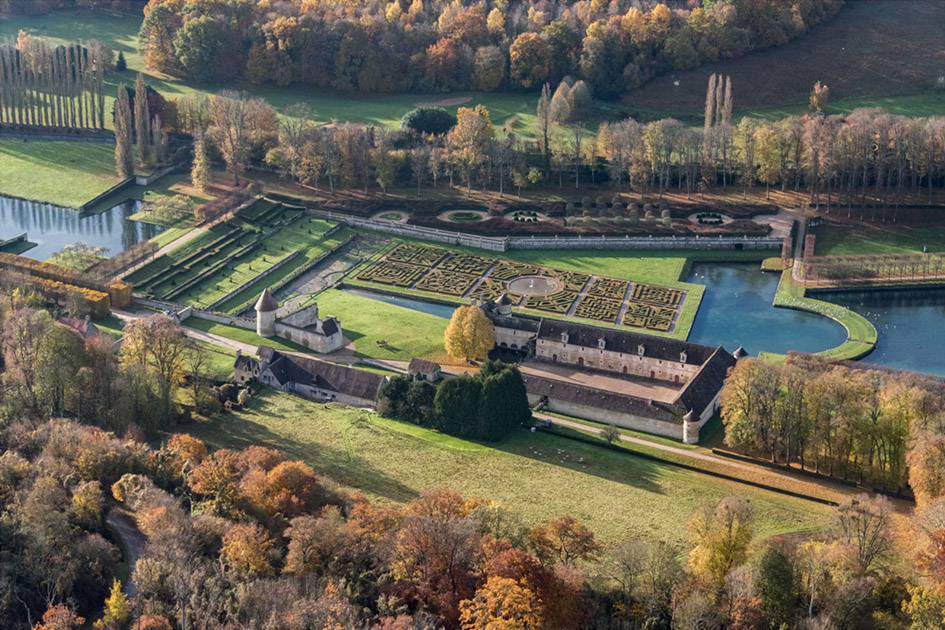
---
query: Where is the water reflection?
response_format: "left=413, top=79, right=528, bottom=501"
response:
left=823, top=288, right=945, bottom=376
left=685, top=263, right=848, bottom=356
left=0, top=195, right=163, bottom=260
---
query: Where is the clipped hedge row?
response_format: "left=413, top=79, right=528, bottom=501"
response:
left=0, top=252, right=130, bottom=309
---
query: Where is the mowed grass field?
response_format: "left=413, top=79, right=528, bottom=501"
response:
left=187, top=390, right=834, bottom=548
left=811, top=223, right=945, bottom=256
left=315, top=288, right=450, bottom=362
left=0, top=139, right=124, bottom=207
left=0, top=9, right=624, bottom=139
left=622, top=0, right=945, bottom=122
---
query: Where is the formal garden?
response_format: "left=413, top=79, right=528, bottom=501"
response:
left=127, top=200, right=347, bottom=310
left=353, top=243, right=690, bottom=333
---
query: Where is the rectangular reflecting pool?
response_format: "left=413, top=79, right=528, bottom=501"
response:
left=0, top=194, right=163, bottom=261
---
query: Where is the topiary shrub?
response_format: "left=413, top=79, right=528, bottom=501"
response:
left=401, top=106, right=457, bottom=135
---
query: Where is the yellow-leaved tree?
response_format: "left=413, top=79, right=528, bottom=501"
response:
left=94, top=580, right=131, bottom=630
left=444, top=305, right=495, bottom=361
left=459, top=576, right=542, bottom=630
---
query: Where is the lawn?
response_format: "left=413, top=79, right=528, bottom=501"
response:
left=186, top=390, right=834, bottom=548
left=314, top=288, right=450, bottom=362
left=810, top=224, right=945, bottom=256
left=0, top=139, right=124, bottom=207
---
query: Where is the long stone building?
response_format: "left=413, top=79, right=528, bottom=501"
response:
left=479, top=296, right=743, bottom=443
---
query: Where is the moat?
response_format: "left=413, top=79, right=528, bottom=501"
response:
left=345, top=262, right=945, bottom=376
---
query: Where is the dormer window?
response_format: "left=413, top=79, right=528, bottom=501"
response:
left=597, top=337, right=606, bottom=350
left=680, top=351, right=688, bottom=363
left=637, top=344, right=645, bottom=356
left=561, top=332, right=569, bottom=343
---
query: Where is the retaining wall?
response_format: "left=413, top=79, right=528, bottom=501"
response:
left=306, top=208, right=782, bottom=252
left=78, top=177, right=135, bottom=211
left=205, top=250, right=301, bottom=311
left=135, top=163, right=182, bottom=186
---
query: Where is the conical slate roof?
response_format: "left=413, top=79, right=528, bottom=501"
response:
left=255, top=289, right=278, bottom=312
left=733, top=346, right=748, bottom=359
left=497, top=293, right=512, bottom=306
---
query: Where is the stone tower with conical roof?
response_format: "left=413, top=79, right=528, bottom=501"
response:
left=255, top=289, right=278, bottom=337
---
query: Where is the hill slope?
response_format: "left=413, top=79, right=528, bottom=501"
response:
left=623, top=0, right=945, bottom=120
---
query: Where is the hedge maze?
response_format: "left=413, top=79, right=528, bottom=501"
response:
left=574, top=295, right=622, bottom=323
left=523, top=291, right=578, bottom=314
left=354, top=243, right=687, bottom=332
left=415, top=269, right=480, bottom=296
left=357, top=260, right=427, bottom=287
left=631, top=284, right=684, bottom=309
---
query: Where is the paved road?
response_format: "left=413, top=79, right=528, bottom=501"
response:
left=106, top=508, right=146, bottom=597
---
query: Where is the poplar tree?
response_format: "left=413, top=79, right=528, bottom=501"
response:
left=114, top=83, right=134, bottom=178
left=191, top=129, right=212, bottom=192
left=134, top=72, right=151, bottom=164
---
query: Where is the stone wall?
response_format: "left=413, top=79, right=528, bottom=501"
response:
left=506, top=234, right=783, bottom=251
left=308, top=210, right=507, bottom=251
left=535, top=337, right=701, bottom=384
left=529, top=394, right=685, bottom=441
left=281, top=302, right=320, bottom=328
left=273, top=322, right=344, bottom=353
left=303, top=209, right=782, bottom=253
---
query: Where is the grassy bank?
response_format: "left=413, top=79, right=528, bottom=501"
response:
left=764, top=270, right=877, bottom=362
left=0, top=140, right=123, bottom=207
left=187, top=390, right=834, bottom=548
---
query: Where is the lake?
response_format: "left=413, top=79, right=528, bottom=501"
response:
left=0, top=194, right=163, bottom=261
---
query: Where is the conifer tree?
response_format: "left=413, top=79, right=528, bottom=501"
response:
left=134, top=73, right=151, bottom=164
left=95, top=580, right=131, bottom=630
left=114, top=83, right=134, bottom=178
left=191, top=129, right=212, bottom=192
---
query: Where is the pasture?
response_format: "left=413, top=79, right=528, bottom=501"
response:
left=186, top=390, right=834, bottom=548
left=622, top=0, right=945, bottom=122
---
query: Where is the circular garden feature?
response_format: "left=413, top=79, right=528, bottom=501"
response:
left=507, top=275, right=561, bottom=296
left=445, top=211, right=486, bottom=222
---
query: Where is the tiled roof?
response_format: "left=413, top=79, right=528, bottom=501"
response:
left=262, top=349, right=386, bottom=401
left=676, top=347, right=736, bottom=414
left=255, top=289, right=278, bottom=312
left=536, top=319, right=716, bottom=365
left=522, top=373, right=679, bottom=422
left=408, top=357, right=440, bottom=373
left=320, top=316, right=340, bottom=337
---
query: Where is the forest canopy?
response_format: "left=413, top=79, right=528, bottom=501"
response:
left=137, top=0, right=846, bottom=96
